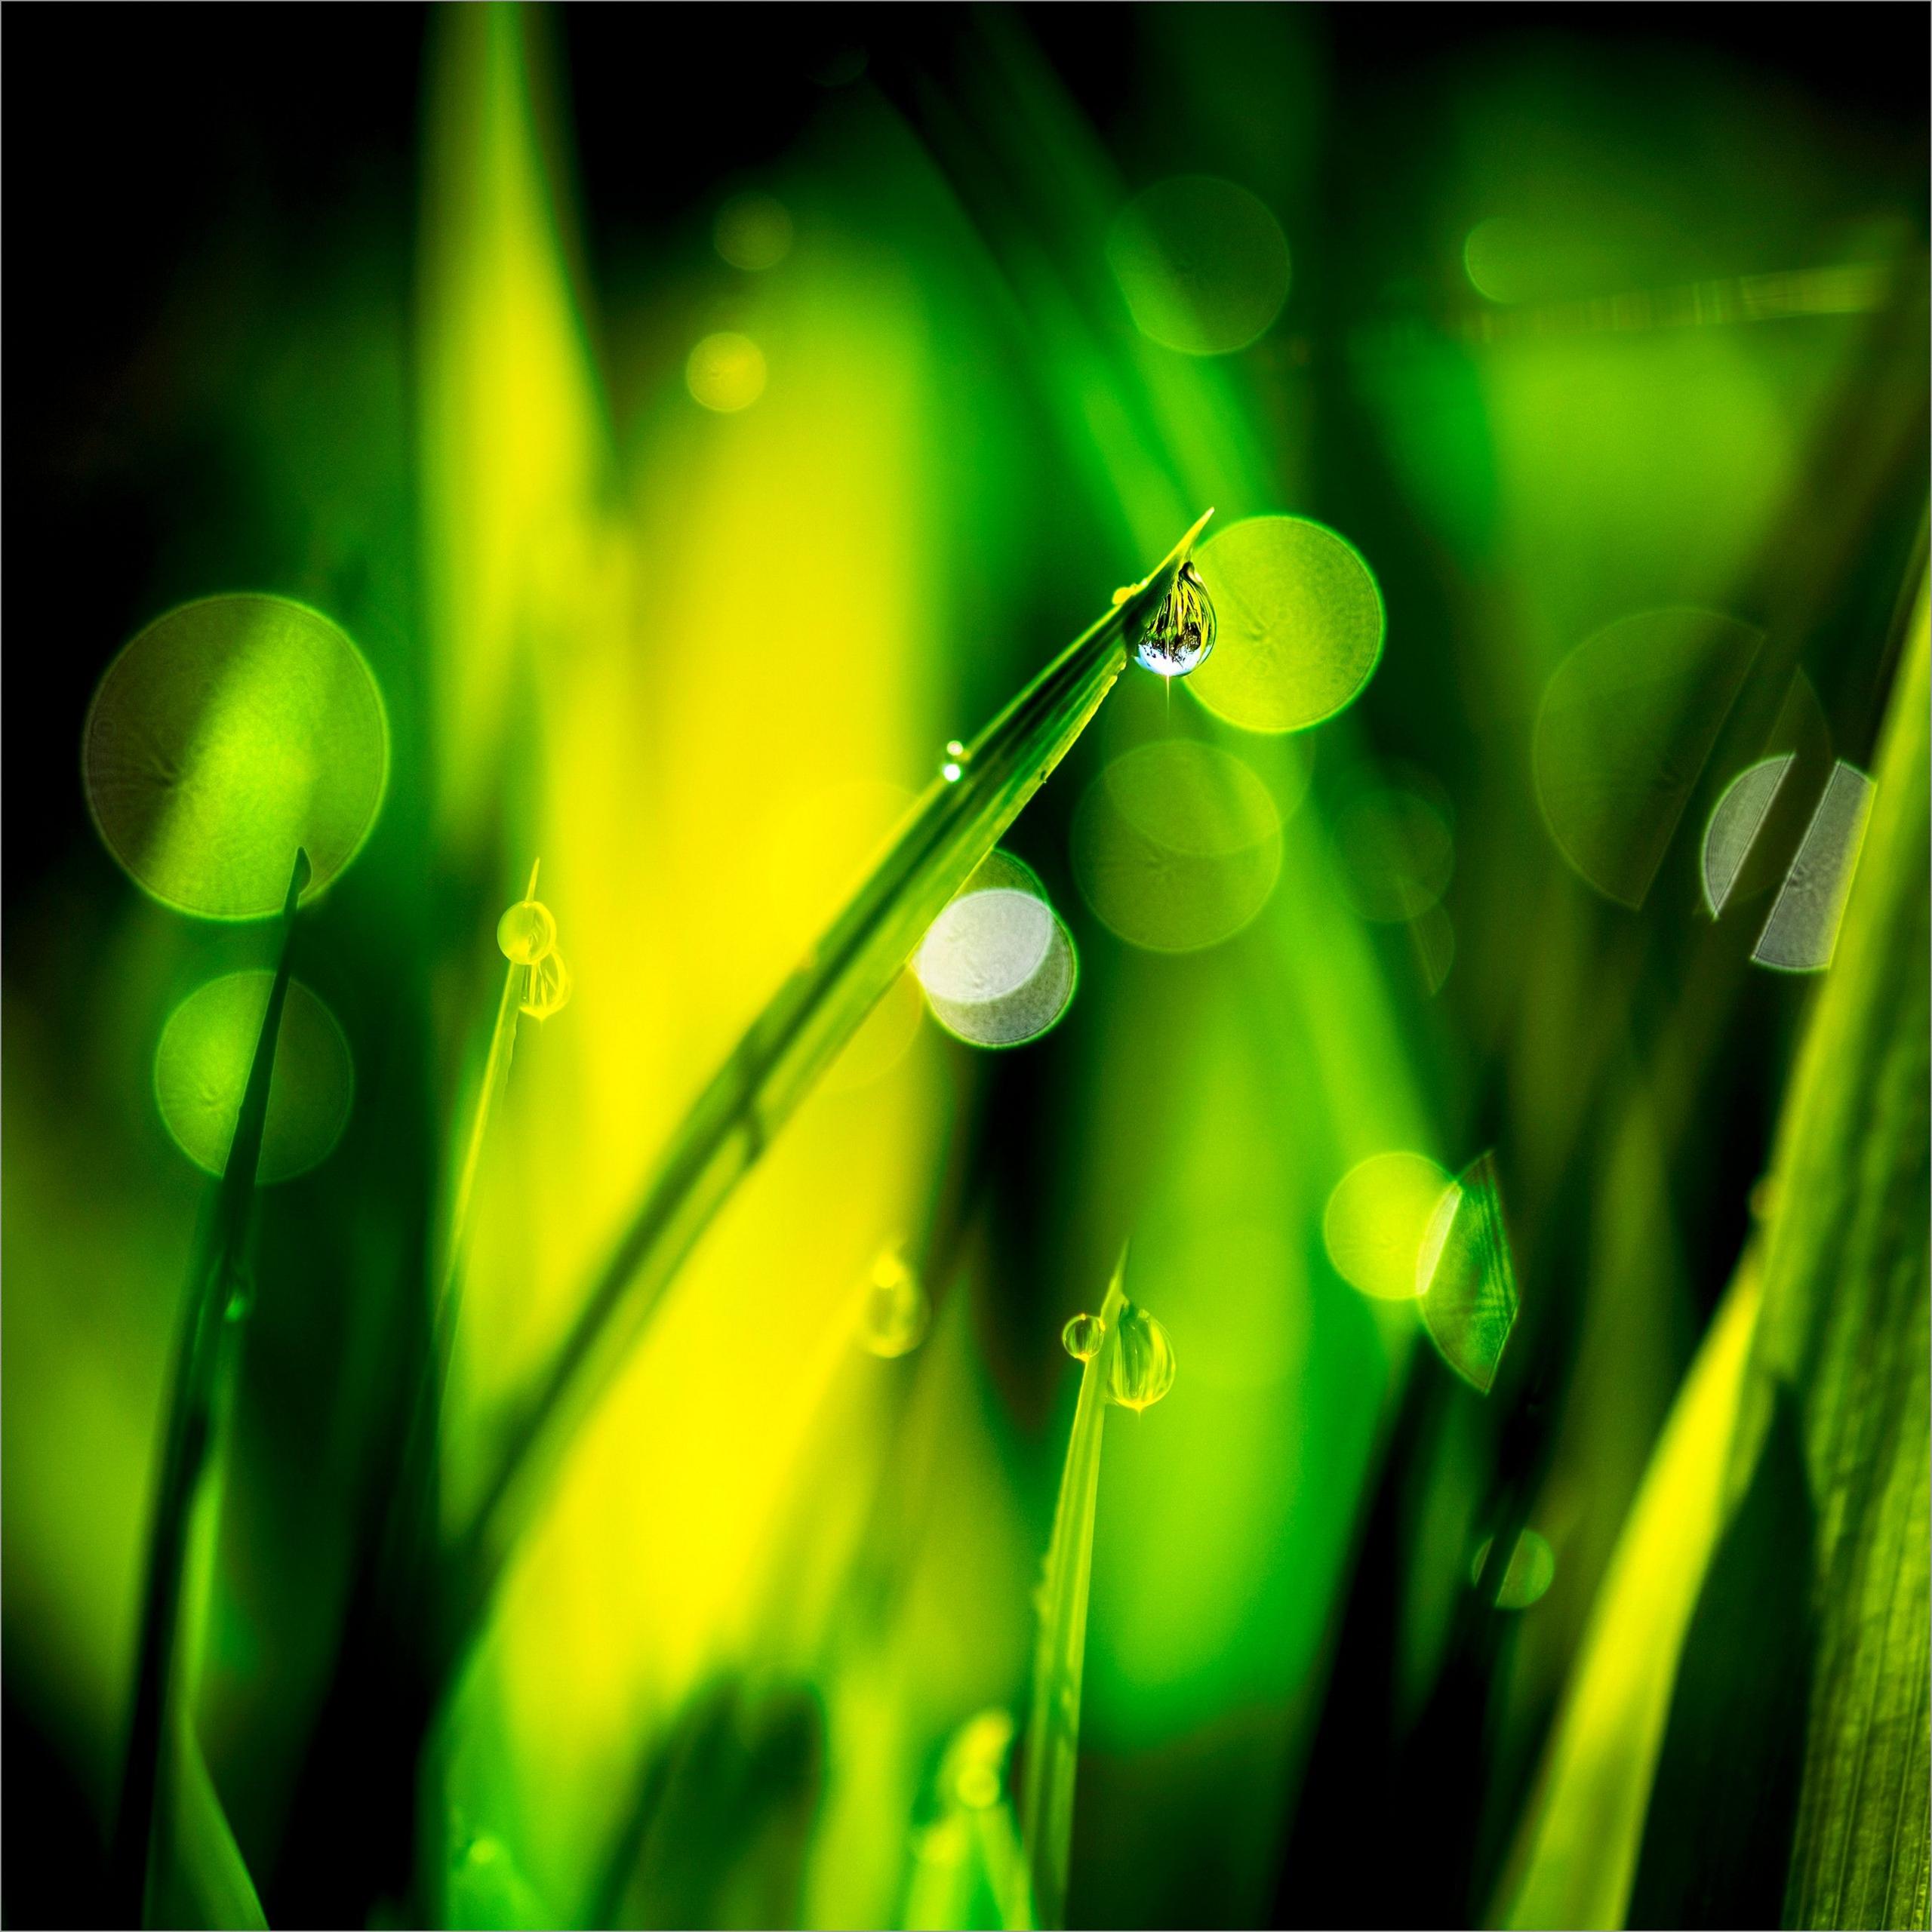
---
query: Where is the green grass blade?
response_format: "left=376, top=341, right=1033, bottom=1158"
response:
left=112, top=850, right=309, bottom=1924
left=444, top=519, right=1211, bottom=1651
left=1021, top=1251, right=1131, bottom=1931
left=1493, top=1256, right=1763, bottom=1929
left=1752, top=574, right=1930, bottom=1930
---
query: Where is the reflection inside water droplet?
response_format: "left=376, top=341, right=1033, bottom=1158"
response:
left=521, top=948, right=571, bottom=1020
left=1133, top=560, right=1217, bottom=678
left=1062, top=1312, right=1103, bottom=1361
left=1107, top=1304, right=1177, bottom=1411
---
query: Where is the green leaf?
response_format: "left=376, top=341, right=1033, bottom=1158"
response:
left=1747, top=574, right=1930, bottom=1929
left=1021, top=1251, right=1131, bottom=1931
left=114, top=851, right=309, bottom=1924
left=144, top=1714, right=269, bottom=1932
left=1493, top=1254, right=1763, bottom=1930
left=443, top=518, right=1213, bottom=1654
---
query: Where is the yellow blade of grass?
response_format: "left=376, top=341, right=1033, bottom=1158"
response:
left=443, top=519, right=1211, bottom=1656
left=1020, top=1251, right=1131, bottom=1931
left=1493, top=1254, right=1762, bottom=1930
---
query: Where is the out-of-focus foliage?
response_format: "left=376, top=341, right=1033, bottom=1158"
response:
left=3, top=7, right=1926, bottom=1931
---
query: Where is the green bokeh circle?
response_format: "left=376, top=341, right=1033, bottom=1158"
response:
left=1072, top=740, right=1282, bottom=953
left=84, top=594, right=389, bottom=920
left=1107, top=176, right=1292, bottom=357
left=1189, top=516, right=1385, bottom=734
left=154, top=971, right=355, bottom=1182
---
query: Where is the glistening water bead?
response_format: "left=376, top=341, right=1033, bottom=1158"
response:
left=1107, top=1303, right=1177, bottom=1411
left=1061, top=1312, right=1103, bottom=1361
left=497, top=896, right=558, bottom=965
left=1133, top=560, right=1217, bottom=678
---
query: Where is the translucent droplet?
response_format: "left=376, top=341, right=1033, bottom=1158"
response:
left=1107, top=1304, right=1177, bottom=1412
left=224, top=1283, right=254, bottom=1324
left=1703, top=755, right=1793, bottom=916
left=1752, top=760, right=1875, bottom=972
left=1062, top=1312, right=1103, bottom=1361
left=1472, top=1528, right=1556, bottom=1609
left=1534, top=608, right=1761, bottom=908
left=83, top=594, right=389, bottom=920
left=1324, top=1151, right=1456, bottom=1301
left=154, top=972, right=355, bottom=1183
left=1416, top=1153, right=1518, bottom=1395
left=497, top=897, right=557, bottom=965
left=1186, top=516, right=1383, bottom=734
left=1107, top=175, right=1292, bottom=357
left=940, top=740, right=968, bottom=783
left=859, top=1248, right=929, bottom=1358
left=520, top=948, right=572, bottom=1020
left=1132, top=560, right=1217, bottom=678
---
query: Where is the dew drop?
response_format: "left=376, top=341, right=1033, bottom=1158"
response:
left=940, top=739, right=969, bottom=783
left=859, top=1248, right=930, bottom=1358
left=520, top=947, right=572, bottom=1021
left=1107, top=1303, right=1177, bottom=1411
left=1132, top=560, right=1217, bottom=678
left=497, top=897, right=557, bottom=965
left=1061, top=1312, right=1103, bottom=1361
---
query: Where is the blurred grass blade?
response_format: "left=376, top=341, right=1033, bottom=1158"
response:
left=445, top=519, right=1211, bottom=1649
left=1494, top=1254, right=1762, bottom=1929
left=113, top=851, right=309, bottom=1923
left=145, top=1715, right=269, bottom=1931
left=1749, top=572, right=1929, bottom=1929
left=1021, top=1251, right=1131, bottom=1931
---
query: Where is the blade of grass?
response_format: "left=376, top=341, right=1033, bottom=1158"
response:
left=441, top=515, right=1212, bottom=1655
left=1492, top=1251, right=1763, bottom=1929
left=1749, top=571, right=1929, bottom=1930
left=112, top=848, right=309, bottom=1924
left=1020, top=1250, right=1130, bottom=1932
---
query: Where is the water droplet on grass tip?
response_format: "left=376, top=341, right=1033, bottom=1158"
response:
left=859, top=1248, right=929, bottom=1357
left=1107, top=1304, right=1177, bottom=1411
left=1133, top=560, right=1217, bottom=678
left=1062, top=1312, right=1103, bottom=1361
left=520, top=948, right=572, bottom=1020
left=497, top=897, right=557, bottom=964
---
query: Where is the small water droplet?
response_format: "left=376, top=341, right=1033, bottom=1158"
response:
left=858, top=1248, right=930, bottom=1357
left=1132, top=560, right=1217, bottom=678
left=521, top=948, right=572, bottom=1020
left=940, top=740, right=969, bottom=783
left=224, top=1284, right=254, bottom=1324
left=497, top=897, right=557, bottom=965
left=1062, top=1312, right=1103, bottom=1361
left=1106, top=1303, right=1177, bottom=1411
